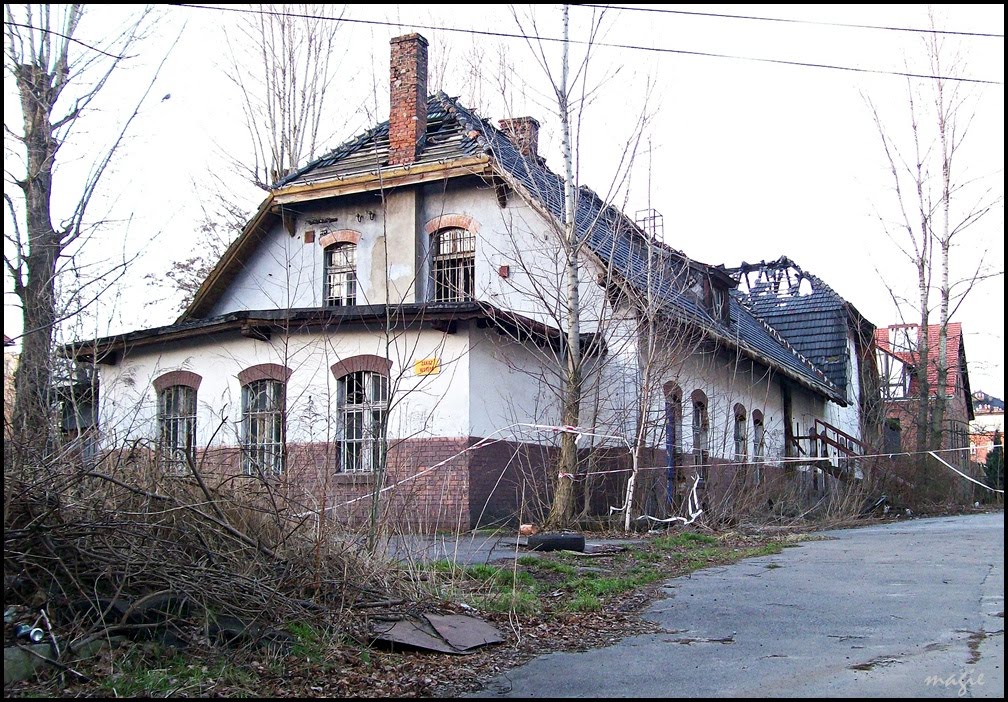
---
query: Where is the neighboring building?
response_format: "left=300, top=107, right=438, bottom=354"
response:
left=66, top=33, right=858, bottom=530
left=873, top=323, right=975, bottom=468
left=731, top=257, right=883, bottom=474
left=970, top=391, right=1004, bottom=466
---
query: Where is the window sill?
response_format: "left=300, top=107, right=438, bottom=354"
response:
left=332, top=471, right=377, bottom=485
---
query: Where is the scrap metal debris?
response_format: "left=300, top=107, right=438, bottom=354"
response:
left=370, top=613, right=503, bottom=655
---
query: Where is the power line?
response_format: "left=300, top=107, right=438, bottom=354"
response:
left=4, top=20, right=128, bottom=60
left=575, top=4, right=1005, bottom=39
left=172, top=4, right=1002, bottom=86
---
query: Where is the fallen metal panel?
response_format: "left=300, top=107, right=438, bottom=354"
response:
left=423, top=613, right=504, bottom=650
left=370, top=613, right=503, bottom=655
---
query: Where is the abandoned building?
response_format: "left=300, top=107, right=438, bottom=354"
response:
left=873, top=322, right=975, bottom=468
left=67, top=33, right=886, bottom=530
left=731, top=257, right=884, bottom=478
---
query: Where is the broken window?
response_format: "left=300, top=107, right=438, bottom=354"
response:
left=691, top=391, right=709, bottom=486
left=325, top=243, right=357, bottom=306
left=59, top=378, right=98, bottom=467
left=241, top=379, right=285, bottom=476
left=158, top=385, right=195, bottom=472
left=752, top=411, right=766, bottom=483
left=733, top=404, right=747, bottom=463
left=338, top=370, right=388, bottom=472
left=711, top=286, right=727, bottom=322
left=432, top=227, right=475, bottom=302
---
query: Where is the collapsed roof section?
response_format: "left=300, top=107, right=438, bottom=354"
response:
left=730, top=256, right=876, bottom=396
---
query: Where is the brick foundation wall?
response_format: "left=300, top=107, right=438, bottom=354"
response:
left=142, top=437, right=668, bottom=531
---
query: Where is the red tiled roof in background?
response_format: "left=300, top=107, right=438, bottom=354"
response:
left=874, top=323, right=964, bottom=397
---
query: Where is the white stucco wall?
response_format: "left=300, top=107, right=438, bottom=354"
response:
left=467, top=326, right=563, bottom=441
left=208, top=180, right=608, bottom=340
left=822, top=331, right=863, bottom=443
left=96, top=327, right=473, bottom=450
left=588, top=312, right=838, bottom=468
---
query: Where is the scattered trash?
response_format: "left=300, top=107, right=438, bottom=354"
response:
left=13, top=624, right=45, bottom=643
left=371, top=613, right=503, bottom=655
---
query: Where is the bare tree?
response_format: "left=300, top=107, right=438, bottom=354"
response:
left=149, top=4, right=349, bottom=316
left=507, top=4, right=609, bottom=529
left=4, top=4, right=161, bottom=460
left=867, top=8, right=1001, bottom=456
left=224, top=3, right=348, bottom=190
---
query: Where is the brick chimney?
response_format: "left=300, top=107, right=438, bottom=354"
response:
left=389, top=33, right=428, bottom=166
left=498, top=117, right=540, bottom=161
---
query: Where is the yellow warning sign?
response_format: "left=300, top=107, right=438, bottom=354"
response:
left=414, top=357, right=441, bottom=376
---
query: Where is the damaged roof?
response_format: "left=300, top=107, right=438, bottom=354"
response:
left=182, top=93, right=843, bottom=403
left=729, top=256, right=875, bottom=393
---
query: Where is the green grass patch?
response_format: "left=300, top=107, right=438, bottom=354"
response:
left=565, top=591, right=602, bottom=612
left=472, top=590, right=540, bottom=614
left=429, top=560, right=533, bottom=589
left=653, top=532, right=718, bottom=550
left=287, top=621, right=327, bottom=660
left=526, top=557, right=577, bottom=576
left=100, top=651, right=253, bottom=697
left=738, top=543, right=784, bottom=559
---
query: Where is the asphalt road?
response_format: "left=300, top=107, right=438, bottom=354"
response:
left=473, top=512, right=1005, bottom=698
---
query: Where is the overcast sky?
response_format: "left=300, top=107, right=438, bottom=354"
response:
left=4, top=3, right=1004, bottom=398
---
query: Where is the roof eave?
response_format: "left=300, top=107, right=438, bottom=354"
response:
left=271, top=155, right=492, bottom=206
left=181, top=194, right=278, bottom=321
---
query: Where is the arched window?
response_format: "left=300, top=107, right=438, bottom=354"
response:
left=238, top=364, right=291, bottom=476
left=159, top=386, right=196, bottom=471
left=752, top=409, right=766, bottom=469
left=691, top=389, right=709, bottom=485
left=663, top=382, right=683, bottom=457
left=431, top=227, right=475, bottom=302
left=153, top=371, right=201, bottom=473
left=325, top=243, right=357, bottom=306
left=337, top=371, right=389, bottom=473
left=733, top=403, right=748, bottom=463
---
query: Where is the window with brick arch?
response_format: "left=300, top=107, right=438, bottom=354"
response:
left=752, top=410, right=766, bottom=483
left=158, top=385, right=196, bottom=472
left=431, top=227, right=475, bottom=302
left=733, top=404, right=748, bottom=463
left=338, top=370, right=389, bottom=472
left=325, top=242, right=357, bottom=306
left=241, top=379, right=285, bottom=475
left=691, top=391, right=709, bottom=486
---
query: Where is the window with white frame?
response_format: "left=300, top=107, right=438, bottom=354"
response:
left=338, top=370, right=389, bottom=472
left=325, top=243, right=357, bottom=306
left=241, top=379, right=285, bottom=475
left=158, top=385, right=196, bottom=471
left=431, top=227, right=475, bottom=302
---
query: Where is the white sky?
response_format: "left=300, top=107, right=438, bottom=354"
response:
left=4, top=3, right=1004, bottom=398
